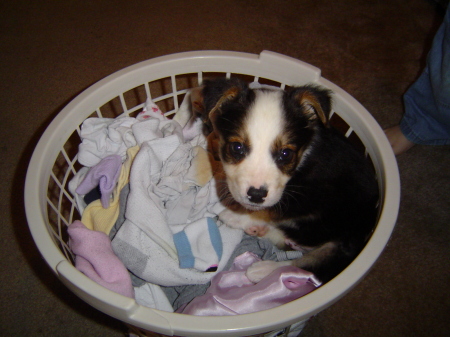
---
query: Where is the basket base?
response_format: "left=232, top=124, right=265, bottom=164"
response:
left=126, top=318, right=308, bottom=337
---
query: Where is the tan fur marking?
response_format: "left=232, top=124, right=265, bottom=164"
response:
left=297, top=91, right=327, bottom=125
left=190, top=86, right=204, bottom=118
left=272, top=135, right=300, bottom=174
left=228, top=135, right=246, bottom=144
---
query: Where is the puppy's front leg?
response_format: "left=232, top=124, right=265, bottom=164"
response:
left=218, top=208, right=267, bottom=234
left=219, top=208, right=287, bottom=248
left=246, top=260, right=293, bottom=283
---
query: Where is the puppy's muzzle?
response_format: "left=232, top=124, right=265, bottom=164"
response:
left=247, top=186, right=268, bottom=204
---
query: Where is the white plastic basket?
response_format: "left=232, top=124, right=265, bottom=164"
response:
left=24, top=50, right=400, bottom=337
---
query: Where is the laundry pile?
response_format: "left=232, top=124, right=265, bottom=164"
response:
left=67, top=89, right=320, bottom=318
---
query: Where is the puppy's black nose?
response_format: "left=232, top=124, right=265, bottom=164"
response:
left=247, top=186, right=268, bottom=204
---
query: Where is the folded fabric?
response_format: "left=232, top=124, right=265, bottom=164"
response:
left=75, top=154, right=122, bottom=208
left=172, top=90, right=193, bottom=128
left=81, top=146, right=139, bottom=235
left=177, top=251, right=321, bottom=316
left=183, top=117, right=204, bottom=143
left=157, top=146, right=218, bottom=230
left=68, top=167, right=89, bottom=214
left=136, top=98, right=166, bottom=122
left=109, top=183, right=130, bottom=240
left=77, top=98, right=168, bottom=167
left=173, top=217, right=222, bottom=271
left=112, top=116, right=243, bottom=286
left=162, top=234, right=303, bottom=311
left=67, top=220, right=134, bottom=298
left=172, top=89, right=204, bottom=142
left=78, top=116, right=138, bottom=167
left=131, top=117, right=183, bottom=148
left=134, top=283, right=173, bottom=312
left=113, top=221, right=242, bottom=287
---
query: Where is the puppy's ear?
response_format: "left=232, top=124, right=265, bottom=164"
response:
left=202, top=78, right=247, bottom=130
left=207, top=87, right=239, bottom=125
left=187, top=84, right=231, bottom=135
left=291, top=85, right=332, bottom=126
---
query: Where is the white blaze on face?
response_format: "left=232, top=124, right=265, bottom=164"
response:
left=223, top=90, right=291, bottom=209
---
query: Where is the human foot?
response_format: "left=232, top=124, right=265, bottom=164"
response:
left=384, top=125, right=415, bottom=155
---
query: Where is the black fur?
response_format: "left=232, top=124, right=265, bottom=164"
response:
left=202, top=78, right=379, bottom=283
left=201, top=78, right=254, bottom=137
left=277, top=125, right=379, bottom=282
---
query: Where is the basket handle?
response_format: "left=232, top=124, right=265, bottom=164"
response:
left=259, top=50, right=321, bottom=84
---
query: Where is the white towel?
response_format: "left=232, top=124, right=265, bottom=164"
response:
left=112, top=117, right=243, bottom=286
left=78, top=116, right=138, bottom=167
left=77, top=98, right=167, bottom=167
left=173, top=217, right=223, bottom=271
left=134, top=283, right=174, bottom=312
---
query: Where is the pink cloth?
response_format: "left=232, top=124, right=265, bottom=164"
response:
left=75, top=155, right=122, bottom=208
left=68, top=220, right=134, bottom=298
left=177, top=252, right=320, bottom=316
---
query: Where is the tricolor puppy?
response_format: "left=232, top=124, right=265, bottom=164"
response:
left=201, top=78, right=379, bottom=283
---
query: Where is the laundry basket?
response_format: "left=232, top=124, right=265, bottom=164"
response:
left=24, top=50, right=400, bottom=337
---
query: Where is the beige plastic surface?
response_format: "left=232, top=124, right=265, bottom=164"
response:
left=24, top=50, right=400, bottom=337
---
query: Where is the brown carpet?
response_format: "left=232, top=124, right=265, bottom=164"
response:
left=1, top=0, right=449, bottom=336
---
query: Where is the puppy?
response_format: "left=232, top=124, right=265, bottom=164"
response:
left=201, top=78, right=379, bottom=284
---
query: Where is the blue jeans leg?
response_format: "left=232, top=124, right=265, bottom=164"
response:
left=401, top=6, right=450, bottom=145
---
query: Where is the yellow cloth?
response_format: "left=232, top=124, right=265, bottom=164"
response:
left=81, top=146, right=139, bottom=234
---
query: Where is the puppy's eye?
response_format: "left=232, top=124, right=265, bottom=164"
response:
left=277, top=148, right=294, bottom=163
left=229, top=142, right=246, bottom=157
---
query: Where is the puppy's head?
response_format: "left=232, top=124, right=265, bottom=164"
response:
left=202, top=78, right=331, bottom=211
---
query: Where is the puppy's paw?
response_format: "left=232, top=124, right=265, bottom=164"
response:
left=262, top=226, right=288, bottom=248
left=246, top=260, right=291, bottom=283
left=244, top=225, right=269, bottom=237
left=219, top=209, right=267, bottom=231
left=218, top=209, right=247, bottom=230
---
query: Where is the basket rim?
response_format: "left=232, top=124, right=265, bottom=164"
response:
left=24, top=50, right=400, bottom=337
